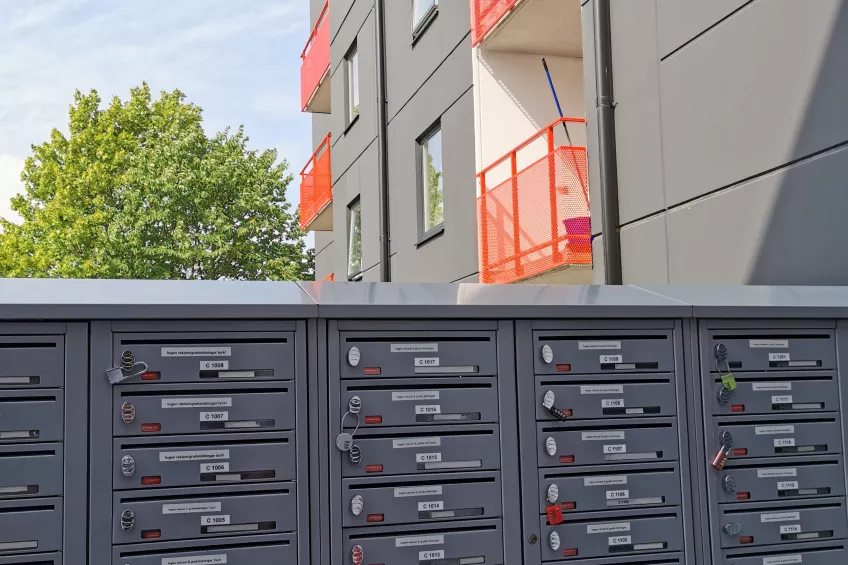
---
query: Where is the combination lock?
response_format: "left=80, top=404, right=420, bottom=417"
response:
left=542, top=390, right=570, bottom=422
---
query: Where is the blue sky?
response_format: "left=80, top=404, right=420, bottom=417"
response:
left=0, top=0, right=314, bottom=247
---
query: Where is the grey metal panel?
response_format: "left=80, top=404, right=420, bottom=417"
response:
left=111, top=331, right=296, bottom=384
left=0, top=497, right=63, bottom=554
left=0, top=389, right=64, bottom=444
left=342, top=519, right=504, bottom=565
left=710, top=415, right=843, bottom=460
left=538, top=552, right=685, bottom=565
left=341, top=377, right=499, bottom=427
left=341, top=471, right=503, bottom=528
left=541, top=507, right=685, bottom=561
left=0, top=335, right=64, bottom=389
left=112, top=432, right=296, bottom=490
left=656, top=0, right=750, bottom=57
left=293, top=319, right=311, bottom=565
left=723, top=541, right=847, bottom=565
left=621, top=216, right=670, bottom=284
left=539, top=462, right=683, bottom=514
left=0, top=443, right=64, bottom=499
left=535, top=374, right=677, bottom=420
left=111, top=483, right=297, bottom=544
left=533, top=329, right=675, bottom=374
left=89, top=322, right=114, bottom=565
left=110, top=533, right=297, bottom=565
left=112, top=383, right=295, bottom=437
left=610, top=0, right=667, bottom=225
left=715, top=498, right=848, bottom=548
left=659, top=0, right=848, bottom=208
left=328, top=0, right=362, bottom=50
left=707, top=372, right=838, bottom=416
left=0, top=553, right=62, bottom=564
left=63, top=323, right=88, bottom=565
left=713, top=457, right=846, bottom=504
left=706, top=329, right=836, bottom=372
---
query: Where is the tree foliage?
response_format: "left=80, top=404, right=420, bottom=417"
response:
left=0, top=83, right=314, bottom=280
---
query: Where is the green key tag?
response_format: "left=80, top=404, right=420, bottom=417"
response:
left=721, top=372, right=737, bottom=391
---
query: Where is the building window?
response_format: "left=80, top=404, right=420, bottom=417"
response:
left=347, top=198, right=362, bottom=279
left=419, top=125, right=444, bottom=237
left=345, top=43, right=360, bottom=124
left=412, top=0, right=437, bottom=32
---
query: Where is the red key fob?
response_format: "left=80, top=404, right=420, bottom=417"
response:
left=546, top=504, right=565, bottom=525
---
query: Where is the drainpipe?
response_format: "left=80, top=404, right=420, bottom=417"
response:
left=593, top=0, right=623, bottom=284
left=375, top=0, right=392, bottom=281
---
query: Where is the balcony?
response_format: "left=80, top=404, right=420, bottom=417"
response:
left=301, top=0, right=331, bottom=113
left=477, top=118, right=591, bottom=284
left=299, top=134, right=333, bottom=231
left=470, top=0, right=582, bottom=57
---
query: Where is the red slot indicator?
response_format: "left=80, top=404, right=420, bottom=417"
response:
left=365, top=464, right=383, bottom=473
left=559, top=455, right=574, bottom=464
left=366, top=514, right=384, bottom=522
left=141, top=530, right=161, bottom=539
left=364, top=367, right=381, bottom=375
left=563, top=548, right=579, bottom=557
left=141, top=372, right=160, bottom=381
left=141, top=476, right=161, bottom=486
left=555, top=364, right=571, bottom=372
left=736, top=492, right=750, bottom=500
left=740, top=536, right=754, bottom=544
left=141, top=424, right=161, bottom=433
left=561, top=501, right=576, bottom=510
left=364, top=416, right=382, bottom=425
left=730, top=405, right=745, bottom=413
left=732, top=448, right=748, bottom=456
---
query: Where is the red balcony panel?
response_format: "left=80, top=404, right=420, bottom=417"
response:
left=301, top=0, right=331, bottom=112
left=477, top=118, right=591, bottom=284
left=471, top=0, right=520, bottom=46
left=299, top=133, right=333, bottom=231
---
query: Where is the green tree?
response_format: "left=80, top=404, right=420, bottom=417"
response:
left=0, top=83, right=314, bottom=280
left=426, top=153, right=443, bottom=229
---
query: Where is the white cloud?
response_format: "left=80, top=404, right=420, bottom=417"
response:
left=0, top=155, right=25, bottom=224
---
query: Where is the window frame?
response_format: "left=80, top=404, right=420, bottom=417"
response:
left=411, top=0, right=438, bottom=43
left=346, top=197, right=363, bottom=281
left=344, top=42, right=360, bottom=129
left=416, top=121, right=445, bottom=245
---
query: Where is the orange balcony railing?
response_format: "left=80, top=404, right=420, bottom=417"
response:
left=477, top=118, right=591, bottom=284
left=471, top=0, right=520, bottom=46
left=301, top=0, right=331, bottom=112
left=299, top=133, right=333, bottom=231
left=322, top=273, right=335, bottom=282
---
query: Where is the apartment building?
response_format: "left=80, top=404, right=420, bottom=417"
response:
left=299, top=0, right=591, bottom=284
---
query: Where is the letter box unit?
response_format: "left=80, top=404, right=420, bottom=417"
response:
left=0, top=389, right=64, bottom=444
left=0, top=443, right=64, bottom=499
left=708, top=372, right=838, bottom=416
left=708, top=331, right=836, bottom=372
left=0, top=497, right=63, bottom=555
left=110, top=533, right=298, bottom=565
left=712, top=416, right=843, bottom=461
left=0, top=336, right=65, bottom=389
left=533, top=331, right=675, bottom=375
left=717, top=500, right=848, bottom=548
left=714, top=459, right=846, bottom=504
left=723, top=542, right=847, bottom=565
left=535, top=375, right=677, bottom=421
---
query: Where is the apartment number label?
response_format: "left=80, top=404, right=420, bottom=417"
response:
left=749, top=340, right=789, bottom=349
left=200, top=462, right=230, bottom=473
left=394, top=437, right=441, bottom=449
left=417, top=500, right=444, bottom=511
left=602, top=398, right=624, bottom=408
left=162, top=502, right=221, bottom=515
left=395, top=535, right=444, bottom=547
left=763, top=555, right=803, bottom=565
left=769, top=353, right=791, bottom=362
left=419, top=550, right=445, bottom=561
left=585, top=475, right=627, bottom=487
left=778, top=481, right=799, bottom=490
left=579, top=341, right=622, bottom=350
left=159, top=450, right=230, bottom=462
left=755, top=425, right=795, bottom=435
left=753, top=382, right=792, bottom=391
left=600, top=355, right=623, bottom=364
left=780, top=524, right=802, bottom=535
left=604, top=444, right=627, bottom=454
left=162, top=555, right=228, bottom=565
left=162, top=397, right=232, bottom=409
left=581, top=385, right=624, bottom=395
left=772, top=395, right=793, bottom=404
left=606, top=490, right=629, bottom=500
left=774, top=437, right=796, bottom=447
left=391, top=343, right=438, bottom=353
left=394, top=486, right=443, bottom=498
left=414, top=358, right=440, bottom=367
left=757, top=468, right=797, bottom=479
left=201, top=514, right=231, bottom=526
left=415, top=405, right=441, bottom=414
left=760, top=511, right=800, bottom=523
left=582, top=431, right=625, bottom=441
left=609, top=535, right=632, bottom=546
left=416, top=452, right=442, bottom=463
left=200, top=411, right=229, bottom=421
left=587, top=522, right=630, bottom=534
left=200, top=360, right=228, bottom=370
left=393, top=391, right=439, bottom=401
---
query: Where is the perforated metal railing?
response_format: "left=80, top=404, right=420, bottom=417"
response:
left=299, top=133, right=332, bottom=231
left=477, top=118, right=591, bottom=284
left=471, top=0, right=520, bottom=46
left=301, top=0, right=330, bottom=111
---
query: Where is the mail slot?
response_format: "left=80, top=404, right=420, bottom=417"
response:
left=714, top=416, right=842, bottom=461
left=342, top=471, right=503, bottom=527
left=533, top=330, right=674, bottom=375
left=112, top=331, right=295, bottom=384
left=111, top=533, right=297, bottom=565
left=0, top=335, right=64, bottom=389
left=724, top=542, right=847, bottom=565
left=715, top=459, right=846, bottom=504
left=0, top=389, right=64, bottom=444
left=0, top=552, right=61, bottom=564
left=111, top=483, right=297, bottom=544
left=113, top=432, right=296, bottom=489
left=343, top=424, right=501, bottom=478
left=718, top=499, right=848, bottom=548
left=710, top=372, right=838, bottom=415
left=342, top=377, right=499, bottom=427
left=339, top=331, right=498, bottom=379
left=0, top=443, right=64, bottom=499
left=709, top=331, right=835, bottom=372
left=539, top=463, right=681, bottom=513
left=537, top=418, right=679, bottom=467
left=113, top=383, right=295, bottom=436
left=536, top=375, right=676, bottom=420
left=0, top=497, right=63, bottom=555
left=541, top=510, right=683, bottom=561
left=343, top=519, right=504, bottom=565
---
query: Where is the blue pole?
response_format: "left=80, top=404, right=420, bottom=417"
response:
left=542, top=57, right=572, bottom=145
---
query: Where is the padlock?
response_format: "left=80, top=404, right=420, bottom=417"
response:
left=541, top=344, right=554, bottom=364
left=547, top=483, right=559, bottom=504
left=545, top=437, right=557, bottom=456
left=542, top=391, right=570, bottom=422
left=723, top=522, right=742, bottom=536
left=546, top=504, right=564, bottom=525
left=348, top=347, right=361, bottom=367
left=721, top=372, right=737, bottom=391
left=121, top=455, right=136, bottom=477
left=351, top=494, right=364, bottom=516
left=336, top=433, right=354, bottom=452
left=711, top=446, right=730, bottom=471
left=722, top=474, right=737, bottom=493
left=549, top=531, right=561, bottom=551
left=120, top=508, right=135, bottom=531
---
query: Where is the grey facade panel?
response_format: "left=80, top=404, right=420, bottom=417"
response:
left=610, top=0, right=666, bottom=225
left=329, top=0, right=358, bottom=45
left=591, top=233, right=604, bottom=284
left=310, top=0, right=326, bottom=26
left=659, top=0, right=848, bottom=207
left=620, top=215, right=670, bottom=284
left=384, top=0, right=472, bottom=121
left=656, top=0, right=751, bottom=57
left=311, top=112, right=333, bottom=149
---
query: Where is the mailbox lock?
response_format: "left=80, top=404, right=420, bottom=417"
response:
left=121, top=455, right=136, bottom=477
left=541, top=344, right=554, bottom=364
left=350, top=494, right=364, bottom=516
left=348, top=346, right=361, bottom=367
left=722, top=474, right=737, bottom=493
left=545, top=437, right=557, bottom=456
left=120, top=509, right=136, bottom=531
left=721, top=431, right=734, bottom=450
left=547, top=483, right=559, bottom=504
left=549, top=531, right=561, bottom=551
left=723, top=522, right=742, bottom=536
left=351, top=544, right=364, bottom=565
left=121, top=402, right=136, bottom=424
left=106, top=350, right=149, bottom=385
left=717, top=386, right=732, bottom=405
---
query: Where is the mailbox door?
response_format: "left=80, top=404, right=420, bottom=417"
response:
left=0, top=497, right=63, bottom=554
left=536, top=375, right=677, bottom=421
left=0, top=389, right=64, bottom=444
left=110, top=534, right=298, bottom=565
left=0, top=443, right=64, bottom=499
left=709, top=372, right=838, bottom=416
left=708, top=331, right=836, bottom=372
left=718, top=500, right=848, bottom=548
left=713, top=418, right=843, bottom=461
left=0, top=336, right=64, bottom=389
left=715, top=459, right=846, bottom=504
left=534, top=330, right=675, bottom=375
